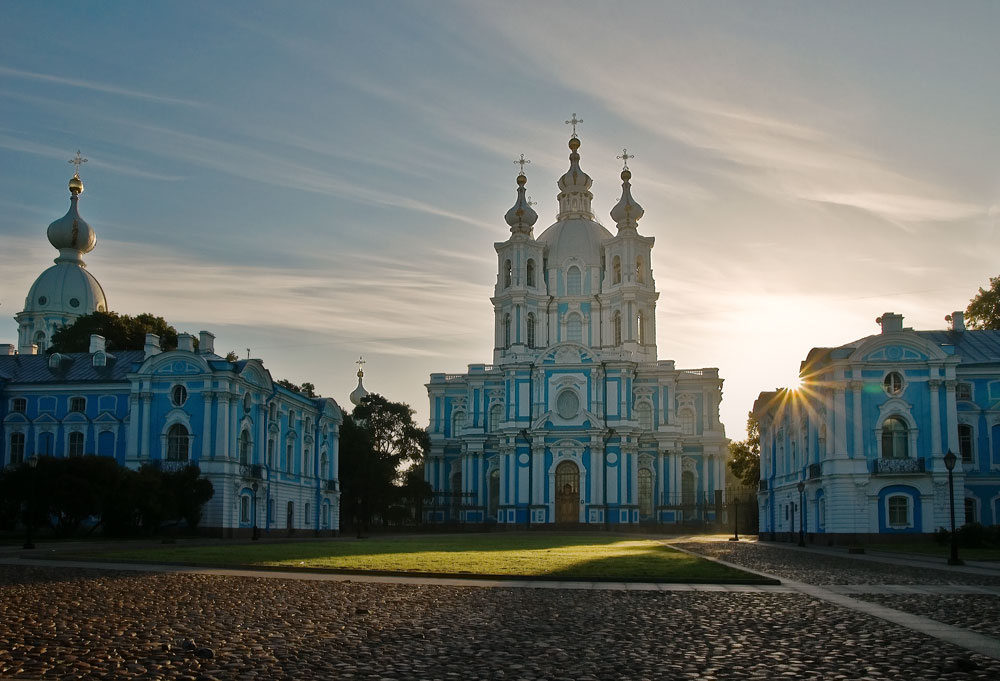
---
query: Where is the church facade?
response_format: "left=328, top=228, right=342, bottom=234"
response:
left=1, top=167, right=343, bottom=536
left=755, top=312, right=1000, bottom=540
left=425, top=131, right=729, bottom=526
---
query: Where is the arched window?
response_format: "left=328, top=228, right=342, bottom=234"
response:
left=613, top=311, right=622, bottom=345
left=167, top=424, right=189, bottom=461
left=266, top=439, right=275, bottom=468
left=305, top=502, right=311, bottom=526
left=526, top=313, right=536, bottom=348
left=239, top=430, right=251, bottom=465
left=567, top=266, right=582, bottom=295
left=451, top=411, right=465, bottom=437
left=638, top=468, right=653, bottom=517
left=888, top=495, right=908, bottom=527
left=303, top=448, right=311, bottom=477
left=959, top=424, right=974, bottom=462
left=881, top=417, right=908, bottom=459
left=883, top=372, right=904, bottom=396
left=489, top=403, right=503, bottom=432
left=504, top=259, right=512, bottom=288
left=288, top=409, right=295, bottom=429
left=566, top=314, right=582, bottom=343
left=69, top=397, right=86, bottom=413
left=636, top=256, right=645, bottom=284
left=240, top=495, right=251, bottom=524
left=320, top=450, right=329, bottom=478
left=526, top=259, right=536, bottom=287
left=68, top=431, right=84, bottom=457
left=33, top=331, right=46, bottom=353
left=9, top=432, right=25, bottom=465
left=269, top=403, right=277, bottom=421
left=636, top=402, right=653, bottom=430
left=679, top=408, right=696, bottom=436
left=612, top=256, right=621, bottom=284
left=637, top=312, right=646, bottom=345
left=503, top=314, right=512, bottom=348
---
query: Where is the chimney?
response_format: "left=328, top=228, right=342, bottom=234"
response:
left=1, top=344, right=15, bottom=356
left=949, top=311, right=966, bottom=332
left=177, top=333, right=195, bottom=353
left=144, top=334, right=161, bottom=359
left=877, top=312, right=904, bottom=333
left=89, top=334, right=106, bottom=354
left=19, top=343, right=38, bottom=355
left=198, top=330, right=215, bottom=355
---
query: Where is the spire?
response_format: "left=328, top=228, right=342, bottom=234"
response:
left=555, top=128, right=595, bottom=220
left=47, top=152, right=96, bottom=266
left=610, top=149, right=644, bottom=230
left=349, top=356, right=370, bottom=406
left=504, top=156, right=538, bottom=234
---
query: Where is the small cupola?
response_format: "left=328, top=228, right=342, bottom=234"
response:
left=609, top=150, right=644, bottom=231
left=47, top=153, right=96, bottom=266
left=504, top=165, right=538, bottom=235
left=349, top=356, right=370, bottom=406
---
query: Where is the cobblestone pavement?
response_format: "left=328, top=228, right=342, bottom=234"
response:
left=2, top=564, right=1000, bottom=680
left=848, top=594, right=1000, bottom=640
left=672, top=541, right=1000, bottom=586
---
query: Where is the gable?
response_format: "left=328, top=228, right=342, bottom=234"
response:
left=861, top=345, right=930, bottom=363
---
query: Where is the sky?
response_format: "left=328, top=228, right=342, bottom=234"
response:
left=2, top=1, right=998, bottom=439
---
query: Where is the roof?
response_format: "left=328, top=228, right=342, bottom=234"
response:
left=0, top=350, right=145, bottom=385
left=914, top=330, right=1000, bottom=364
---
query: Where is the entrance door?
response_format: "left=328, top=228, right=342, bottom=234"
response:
left=555, top=461, right=579, bottom=523
left=287, top=501, right=294, bottom=533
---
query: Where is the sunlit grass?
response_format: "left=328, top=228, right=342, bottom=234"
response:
left=81, top=534, right=767, bottom=582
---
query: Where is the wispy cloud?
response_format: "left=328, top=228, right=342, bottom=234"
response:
left=0, top=66, right=204, bottom=108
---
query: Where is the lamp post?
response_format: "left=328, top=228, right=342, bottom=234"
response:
left=729, top=491, right=740, bottom=542
left=22, top=455, right=39, bottom=550
left=251, top=481, right=260, bottom=540
left=797, top=480, right=806, bottom=547
left=943, top=450, right=963, bottom=566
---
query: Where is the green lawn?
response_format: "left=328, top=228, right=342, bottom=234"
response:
left=866, top=541, right=1000, bottom=561
left=79, top=534, right=769, bottom=583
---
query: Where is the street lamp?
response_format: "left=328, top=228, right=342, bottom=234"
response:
left=943, top=450, right=963, bottom=566
left=797, top=480, right=806, bottom=547
left=251, top=481, right=260, bottom=540
left=22, top=455, right=39, bottom=550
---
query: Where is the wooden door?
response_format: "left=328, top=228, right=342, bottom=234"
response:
left=555, top=461, right=579, bottom=523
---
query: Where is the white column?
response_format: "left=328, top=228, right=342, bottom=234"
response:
left=139, top=392, right=152, bottom=459
left=217, top=395, right=231, bottom=460
left=851, top=380, right=863, bottom=459
left=834, top=386, right=848, bottom=458
left=202, top=392, right=214, bottom=460
left=945, top=380, right=959, bottom=454
left=127, top=392, right=140, bottom=459
left=929, top=379, right=942, bottom=457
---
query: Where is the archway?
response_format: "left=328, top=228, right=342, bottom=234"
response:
left=555, top=460, right=579, bottom=523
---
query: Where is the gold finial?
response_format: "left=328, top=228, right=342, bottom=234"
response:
left=68, top=150, right=88, bottom=195
left=617, top=148, right=634, bottom=171
left=565, top=113, right=583, bottom=138
left=356, top=355, right=366, bottom=378
left=514, top=153, right=531, bottom=176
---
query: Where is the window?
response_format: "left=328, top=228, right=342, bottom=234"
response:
left=965, top=498, right=977, bottom=525
left=269, top=403, right=277, bottom=421
left=612, top=256, right=621, bottom=284
left=888, top=496, right=908, bottom=527
left=240, top=495, right=251, bottom=523
left=267, top=439, right=275, bottom=468
left=636, top=256, right=645, bottom=284
left=68, top=431, right=84, bottom=457
left=268, top=497, right=275, bottom=523
left=638, top=468, right=653, bottom=517
left=69, top=397, right=86, bottom=413
left=556, top=390, right=580, bottom=420
left=239, top=430, right=251, bottom=465
left=322, top=503, right=330, bottom=528
left=286, top=443, right=293, bottom=473
left=679, top=408, right=696, bottom=436
left=503, top=314, right=511, bottom=348
left=959, top=424, right=974, bottom=463
left=613, top=311, right=622, bottom=345
left=288, top=410, right=295, bottom=429
left=566, top=314, right=582, bottom=343
left=637, top=312, right=646, bottom=345
left=504, top=259, right=512, bottom=288
left=243, top=392, right=252, bottom=414
left=636, top=402, right=653, bottom=431
left=167, top=424, right=189, bottom=461
left=171, top=385, right=188, bottom=407
left=320, top=451, right=329, bottom=478
left=33, top=331, right=46, bottom=353
left=526, top=313, right=536, bottom=348
left=818, top=497, right=826, bottom=529
left=681, top=470, right=695, bottom=507
left=881, top=417, right=908, bottom=459
left=9, top=433, right=25, bottom=465
left=526, top=259, right=535, bottom=287
left=883, top=372, right=903, bottom=396
left=12, top=398, right=26, bottom=414
left=451, top=411, right=465, bottom=437
left=956, top=382, right=973, bottom=401
left=490, top=403, right=503, bottom=432
left=566, top=266, right=582, bottom=295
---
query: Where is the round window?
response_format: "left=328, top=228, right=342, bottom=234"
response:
left=38, top=296, right=48, bottom=305
left=171, top=385, right=188, bottom=407
left=69, top=298, right=80, bottom=308
left=556, top=390, right=580, bottom=419
left=883, top=372, right=904, bottom=396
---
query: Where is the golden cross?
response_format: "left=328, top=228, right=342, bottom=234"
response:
left=565, top=113, right=583, bottom=138
left=356, top=356, right=366, bottom=371
left=68, top=150, right=88, bottom=176
left=514, top=154, right=531, bottom=175
left=527, top=196, right=537, bottom=207
left=617, top=148, right=634, bottom=171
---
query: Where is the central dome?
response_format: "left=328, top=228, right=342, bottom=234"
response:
left=536, top=217, right=612, bottom=268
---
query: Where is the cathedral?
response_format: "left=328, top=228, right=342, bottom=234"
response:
left=425, top=126, right=729, bottom=526
left=2, top=163, right=343, bottom=536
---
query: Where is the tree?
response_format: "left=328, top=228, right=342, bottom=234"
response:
left=728, top=412, right=761, bottom=488
left=966, top=276, right=1000, bottom=330
left=276, top=379, right=317, bottom=397
left=49, top=311, right=181, bottom=353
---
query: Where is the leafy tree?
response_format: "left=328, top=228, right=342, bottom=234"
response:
left=49, top=311, right=181, bottom=353
left=966, top=276, right=1000, bottom=330
left=225, top=350, right=240, bottom=362
left=728, top=413, right=761, bottom=488
left=276, top=379, right=317, bottom=397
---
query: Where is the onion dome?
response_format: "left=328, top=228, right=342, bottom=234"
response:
left=504, top=172, right=538, bottom=234
left=556, top=136, right=595, bottom=220
left=47, top=172, right=96, bottom=265
left=349, top=358, right=370, bottom=406
left=610, top=168, right=644, bottom=230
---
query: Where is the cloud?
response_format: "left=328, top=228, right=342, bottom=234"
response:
left=0, top=66, right=204, bottom=107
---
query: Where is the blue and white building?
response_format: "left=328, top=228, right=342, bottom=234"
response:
left=2, top=169, right=343, bottom=536
left=755, top=312, right=1000, bottom=540
left=426, top=132, right=729, bottom=526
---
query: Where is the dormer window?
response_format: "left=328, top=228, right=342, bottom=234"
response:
left=69, top=397, right=86, bottom=414
left=11, top=398, right=26, bottom=414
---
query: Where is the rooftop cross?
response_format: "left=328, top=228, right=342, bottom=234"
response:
left=356, top=355, right=366, bottom=376
left=68, top=150, right=88, bottom=176
left=617, top=148, right=634, bottom=171
left=514, top=153, right=531, bottom=175
left=527, top=196, right=537, bottom=207
left=565, top=113, right=583, bottom=138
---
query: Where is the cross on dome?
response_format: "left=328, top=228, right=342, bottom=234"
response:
left=68, top=150, right=88, bottom=176
left=356, top=355, right=366, bottom=377
left=617, top=148, right=634, bottom=171
left=514, top=154, right=531, bottom=175
left=527, top=196, right=537, bottom=207
left=565, top=113, right=583, bottom=138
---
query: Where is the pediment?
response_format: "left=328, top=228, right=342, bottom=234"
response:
left=540, top=343, right=597, bottom=365
left=851, top=334, right=946, bottom=364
